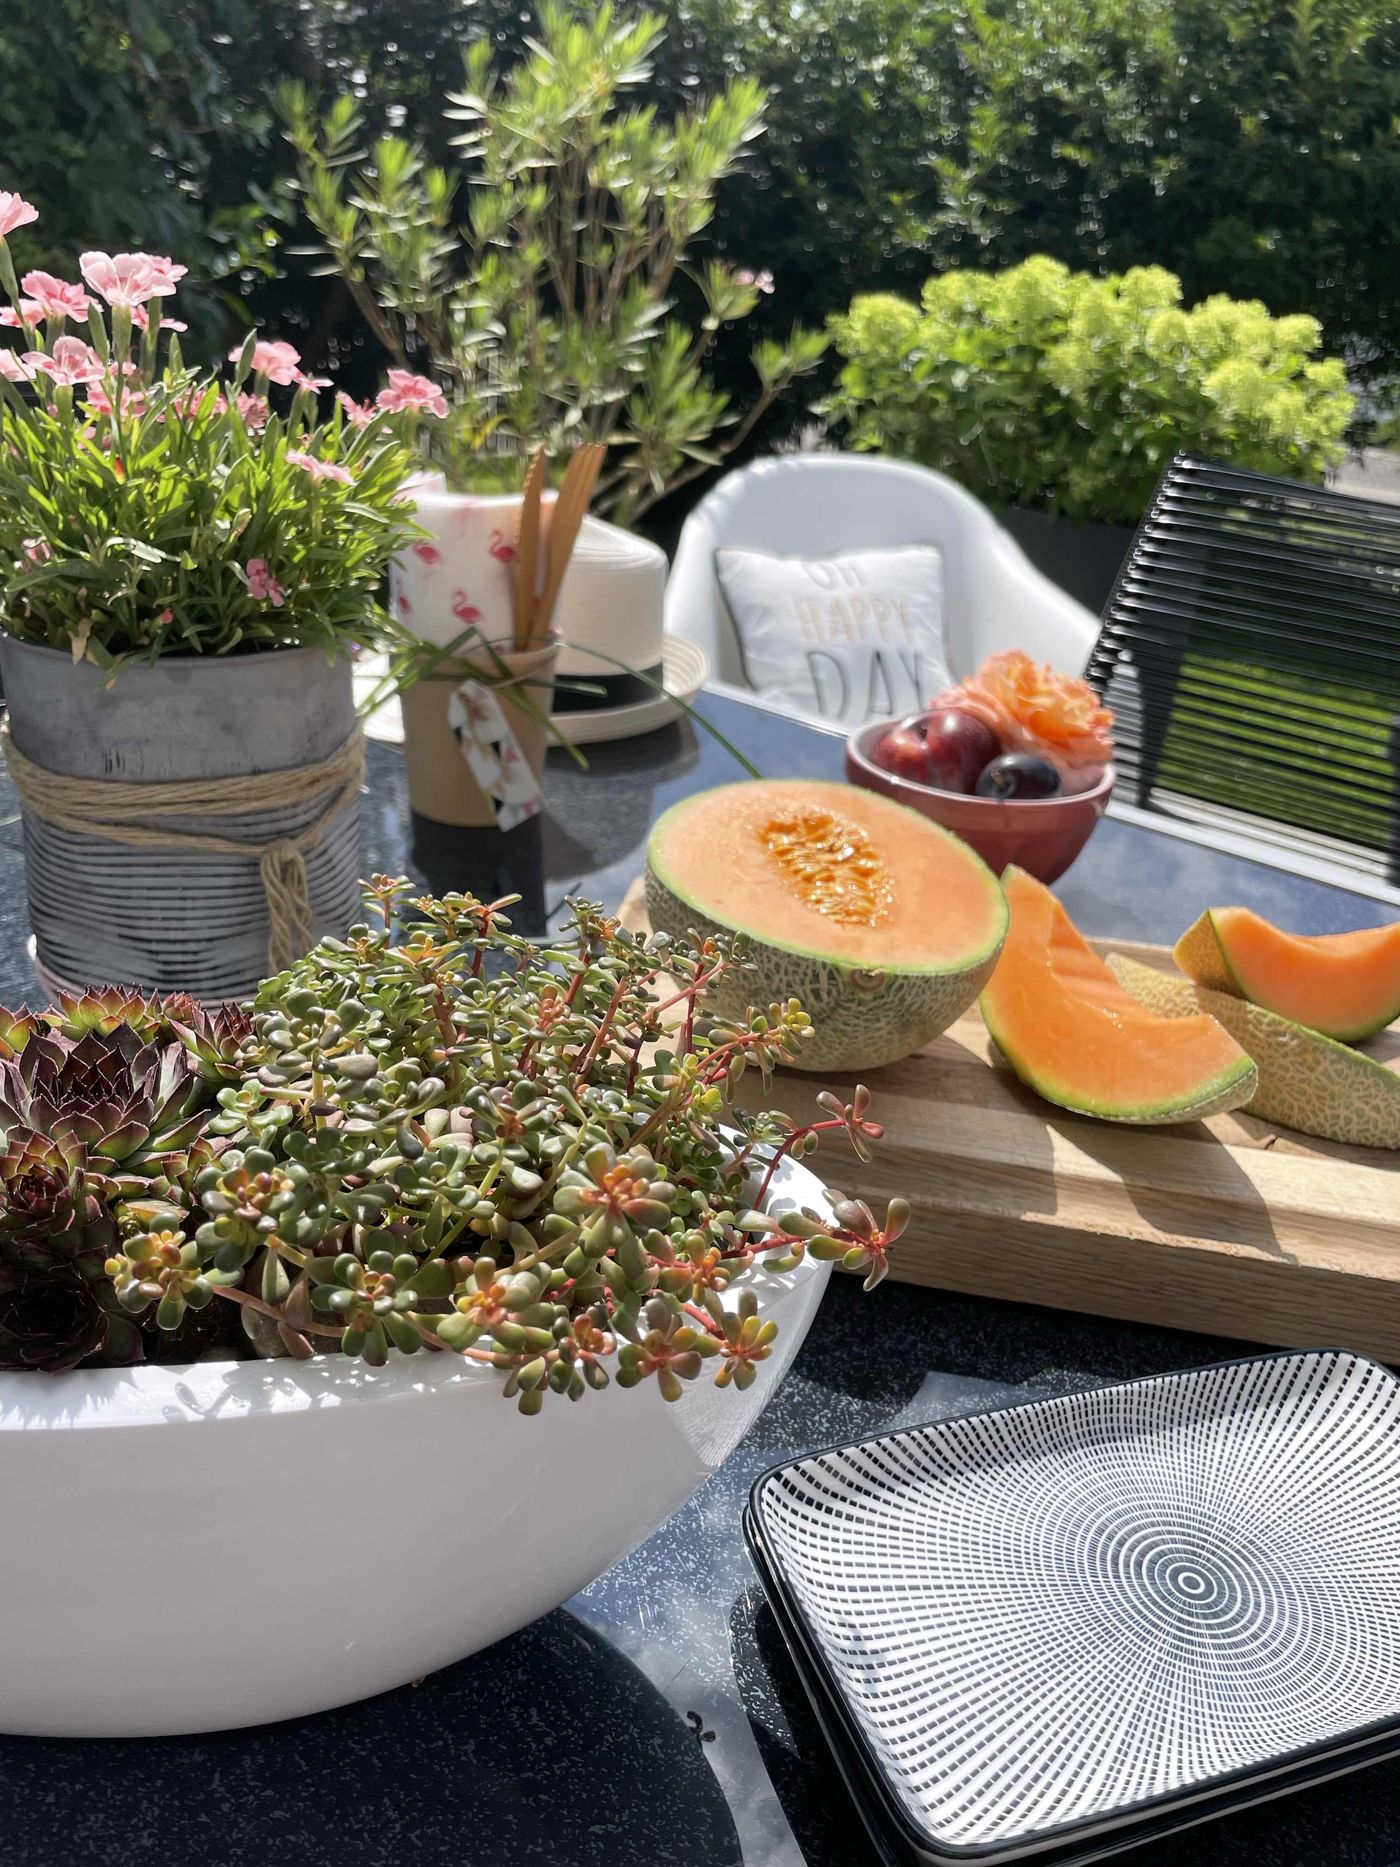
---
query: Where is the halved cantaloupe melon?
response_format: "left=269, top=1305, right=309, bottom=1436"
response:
left=645, top=779, right=1007, bottom=1071
left=1175, top=908, right=1400, bottom=1043
left=1108, top=953, right=1400, bottom=1148
left=980, top=868, right=1258, bottom=1123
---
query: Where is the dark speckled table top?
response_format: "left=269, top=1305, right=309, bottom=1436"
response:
left=0, top=690, right=1396, bottom=1866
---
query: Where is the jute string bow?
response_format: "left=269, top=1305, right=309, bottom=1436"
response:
left=0, top=719, right=365, bottom=973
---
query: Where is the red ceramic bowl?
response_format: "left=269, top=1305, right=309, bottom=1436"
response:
left=845, top=720, right=1114, bottom=885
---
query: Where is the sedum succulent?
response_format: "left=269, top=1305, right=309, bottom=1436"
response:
left=0, top=881, right=904, bottom=1402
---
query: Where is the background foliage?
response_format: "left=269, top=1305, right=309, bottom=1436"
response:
left=0, top=0, right=287, bottom=320
left=3, top=0, right=1393, bottom=519
left=7, top=0, right=1396, bottom=376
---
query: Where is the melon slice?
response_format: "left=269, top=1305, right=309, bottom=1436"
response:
left=1108, top=954, right=1400, bottom=1149
left=1175, top=907, right=1400, bottom=1043
left=644, top=780, right=1007, bottom=1071
left=980, top=868, right=1258, bottom=1123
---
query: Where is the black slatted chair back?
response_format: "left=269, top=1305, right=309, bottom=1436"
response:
left=1086, top=454, right=1400, bottom=889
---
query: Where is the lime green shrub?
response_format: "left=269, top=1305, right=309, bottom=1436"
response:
left=829, top=258, right=1355, bottom=526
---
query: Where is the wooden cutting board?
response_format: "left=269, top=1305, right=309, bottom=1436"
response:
left=619, top=883, right=1400, bottom=1362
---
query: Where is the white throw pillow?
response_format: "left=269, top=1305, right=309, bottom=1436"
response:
left=715, top=544, right=950, bottom=727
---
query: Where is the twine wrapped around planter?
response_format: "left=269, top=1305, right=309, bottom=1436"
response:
left=0, top=719, right=365, bottom=974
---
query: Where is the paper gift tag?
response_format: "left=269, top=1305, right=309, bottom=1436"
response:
left=447, top=679, right=543, bottom=831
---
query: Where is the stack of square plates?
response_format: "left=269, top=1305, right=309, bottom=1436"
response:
left=745, top=1350, right=1400, bottom=1865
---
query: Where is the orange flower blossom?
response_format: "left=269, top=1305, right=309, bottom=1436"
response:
left=934, top=651, right=1114, bottom=773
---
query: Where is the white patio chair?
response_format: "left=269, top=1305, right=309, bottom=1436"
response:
left=664, top=455, right=1100, bottom=711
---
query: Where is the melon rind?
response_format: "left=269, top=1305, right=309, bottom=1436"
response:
left=1109, top=954, right=1400, bottom=1149
left=978, top=999, right=1258, bottom=1126
left=1173, top=912, right=1240, bottom=997
left=643, top=820, right=1007, bottom=1074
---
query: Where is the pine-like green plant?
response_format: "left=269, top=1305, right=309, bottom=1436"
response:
left=829, top=257, right=1355, bottom=526
left=277, top=2, right=828, bottom=524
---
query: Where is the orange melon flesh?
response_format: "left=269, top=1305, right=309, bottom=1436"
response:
left=647, top=780, right=1004, bottom=969
left=1175, top=907, right=1400, bottom=1043
left=981, top=869, right=1257, bottom=1123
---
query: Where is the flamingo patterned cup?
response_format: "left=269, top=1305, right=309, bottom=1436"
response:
left=399, top=639, right=559, bottom=829
left=391, top=487, right=560, bottom=828
left=389, top=488, right=556, bottom=649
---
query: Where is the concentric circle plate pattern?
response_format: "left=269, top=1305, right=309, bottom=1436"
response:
left=750, top=1350, right=1400, bottom=1862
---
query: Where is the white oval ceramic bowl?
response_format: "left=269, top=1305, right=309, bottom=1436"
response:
left=0, top=1157, right=833, bottom=1736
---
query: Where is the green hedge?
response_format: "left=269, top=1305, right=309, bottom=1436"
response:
left=4, top=0, right=1397, bottom=390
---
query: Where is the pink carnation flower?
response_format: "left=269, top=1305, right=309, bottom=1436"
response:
left=23, top=335, right=104, bottom=387
left=0, top=303, right=39, bottom=328
left=133, top=255, right=186, bottom=296
left=20, top=272, right=89, bottom=323
left=337, top=392, right=376, bottom=429
left=0, top=193, right=38, bottom=240
left=376, top=370, right=449, bottom=419
left=79, top=252, right=164, bottom=310
left=162, top=385, right=227, bottom=420
left=293, top=369, right=332, bottom=392
left=246, top=558, right=286, bottom=608
left=131, top=303, right=188, bottom=333
left=21, top=537, right=52, bottom=565
left=0, top=349, right=34, bottom=383
left=87, top=379, right=148, bottom=419
left=286, top=449, right=354, bottom=484
left=236, top=392, right=270, bottom=431
left=238, top=339, right=301, bottom=386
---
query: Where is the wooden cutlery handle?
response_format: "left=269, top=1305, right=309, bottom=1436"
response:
left=530, top=443, right=605, bottom=646
left=513, top=446, right=549, bottom=651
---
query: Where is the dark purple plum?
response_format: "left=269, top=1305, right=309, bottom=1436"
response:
left=975, top=753, right=1062, bottom=800
left=919, top=708, right=1002, bottom=794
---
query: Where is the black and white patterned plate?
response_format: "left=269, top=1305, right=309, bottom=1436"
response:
left=748, top=1350, right=1400, bottom=1863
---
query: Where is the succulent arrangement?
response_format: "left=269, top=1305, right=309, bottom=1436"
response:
left=0, top=881, right=904, bottom=1407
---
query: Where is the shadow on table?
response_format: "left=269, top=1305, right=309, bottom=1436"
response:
left=730, top=1584, right=882, bottom=1867
left=543, top=720, right=699, bottom=875
left=0, top=1609, right=742, bottom=1867
left=1063, top=1117, right=1287, bottom=1261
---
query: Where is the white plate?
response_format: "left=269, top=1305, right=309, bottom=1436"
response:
left=355, top=634, right=708, bottom=749
left=550, top=634, right=708, bottom=744
left=750, top=1349, right=1400, bottom=1863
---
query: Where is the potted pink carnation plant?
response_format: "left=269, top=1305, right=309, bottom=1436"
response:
left=0, top=191, right=449, bottom=1002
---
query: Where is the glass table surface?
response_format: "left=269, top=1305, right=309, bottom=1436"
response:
left=0, top=689, right=1394, bottom=1867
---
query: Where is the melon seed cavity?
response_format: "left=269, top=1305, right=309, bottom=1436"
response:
left=760, top=808, right=895, bottom=926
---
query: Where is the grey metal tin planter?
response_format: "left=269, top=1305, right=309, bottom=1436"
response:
left=0, top=637, right=361, bottom=1002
